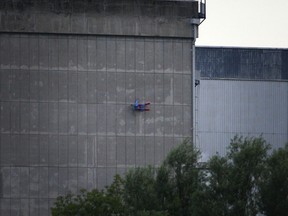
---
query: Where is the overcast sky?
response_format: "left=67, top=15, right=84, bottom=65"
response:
left=196, top=0, right=288, bottom=48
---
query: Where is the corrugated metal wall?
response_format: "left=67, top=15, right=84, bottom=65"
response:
left=0, top=33, right=192, bottom=215
left=198, top=80, right=288, bottom=160
left=196, top=47, right=288, bottom=160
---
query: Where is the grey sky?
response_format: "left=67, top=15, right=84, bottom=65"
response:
left=196, top=0, right=288, bottom=48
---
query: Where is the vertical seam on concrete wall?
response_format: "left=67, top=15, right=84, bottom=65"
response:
left=124, top=37, right=127, bottom=170
left=36, top=34, right=40, bottom=214
left=57, top=34, right=60, bottom=201
left=115, top=37, right=118, bottom=174
left=85, top=36, right=89, bottom=190
left=95, top=36, right=98, bottom=188
left=105, top=36, right=108, bottom=186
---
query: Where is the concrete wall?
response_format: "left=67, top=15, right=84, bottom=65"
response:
left=0, top=33, right=193, bottom=215
left=0, top=1, right=199, bottom=214
left=0, top=0, right=199, bottom=37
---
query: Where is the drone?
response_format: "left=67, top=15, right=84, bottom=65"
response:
left=131, top=99, right=150, bottom=111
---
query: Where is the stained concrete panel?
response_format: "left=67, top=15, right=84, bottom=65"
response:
left=30, top=135, right=39, bottom=166
left=106, top=104, right=117, bottom=135
left=68, top=136, right=78, bottom=166
left=144, top=40, right=154, bottom=72
left=125, top=72, right=136, bottom=103
left=0, top=199, right=10, bottom=215
left=155, top=137, right=164, bottom=165
left=29, top=167, right=39, bottom=198
left=39, top=135, right=49, bottom=166
left=78, top=38, right=88, bottom=71
left=78, top=168, right=88, bottom=191
left=20, top=36, right=29, bottom=70
left=0, top=33, right=193, bottom=216
left=116, top=72, right=126, bottom=103
left=97, top=136, right=107, bottom=166
left=48, top=38, right=59, bottom=70
left=11, top=102, right=20, bottom=133
left=173, top=74, right=183, bottom=105
left=59, top=38, right=69, bottom=70
left=19, top=71, right=30, bottom=101
left=135, top=40, right=145, bottom=72
left=135, top=136, right=145, bottom=166
left=145, top=74, right=155, bottom=102
left=68, top=103, right=77, bottom=134
left=87, top=136, right=96, bottom=166
left=49, top=135, right=59, bottom=166
left=155, top=41, right=164, bottom=73
left=78, top=104, right=88, bottom=134
left=39, top=71, right=49, bottom=101
left=59, top=136, right=68, bottom=166
left=68, top=37, right=78, bottom=71
left=107, top=136, right=117, bottom=166
left=87, top=72, right=98, bottom=103
left=48, top=102, right=58, bottom=133
left=78, top=135, right=88, bottom=167
left=87, top=104, right=97, bottom=134
left=97, top=104, right=107, bottom=135
left=68, top=168, right=78, bottom=194
left=0, top=70, right=10, bottom=100
left=1, top=134, right=10, bottom=166
left=30, top=71, right=39, bottom=101
left=145, top=136, right=155, bottom=165
left=126, top=136, right=136, bottom=166
left=97, top=71, right=107, bottom=103
left=116, top=136, right=126, bottom=166
left=58, top=167, right=68, bottom=195
left=163, top=74, right=173, bottom=105
left=1, top=167, right=11, bottom=197
left=174, top=42, right=183, bottom=73
left=59, top=102, right=68, bottom=134
left=126, top=39, right=136, bottom=72
left=10, top=70, right=21, bottom=100
left=1, top=102, right=10, bottom=132
left=155, top=74, right=164, bottom=104
left=59, top=71, right=68, bottom=101
left=0, top=37, right=11, bottom=69
left=39, top=37, right=49, bottom=70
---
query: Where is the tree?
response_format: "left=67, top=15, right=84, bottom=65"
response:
left=159, top=138, right=202, bottom=216
left=51, top=175, right=126, bottom=216
left=123, top=166, right=164, bottom=215
left=204, top=136, right=271, bottom=216
left=260, top=144, right=288, bottom=216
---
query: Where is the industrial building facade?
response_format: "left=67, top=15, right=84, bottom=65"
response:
left=0, top=0, right=204, bottom=215
left=196, top=47, right=288, bottom=160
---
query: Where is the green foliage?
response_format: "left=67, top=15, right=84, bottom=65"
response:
left=161, top=138, right=202, bottom=216
left=124, top=166, right=160, bottom=213
left=51, top=137, right=288, bottom=216
left=260, top=144, right=288, bottom=216
left=51, top=175, right=126, bottom=216
left=203, top=136, right=271, bottom=216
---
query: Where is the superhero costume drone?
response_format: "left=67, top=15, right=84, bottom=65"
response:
left=131, top=99, right=150, bottom=111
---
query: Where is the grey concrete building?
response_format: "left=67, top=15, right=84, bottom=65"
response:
left=0, top=0, right=205, bottom=215
left=196, top=47, right=288, bottom=160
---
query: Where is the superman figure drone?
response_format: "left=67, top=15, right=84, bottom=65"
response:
left=131, top=99, right=150, bottom=111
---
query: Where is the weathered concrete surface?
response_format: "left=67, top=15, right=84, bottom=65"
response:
left=0, top=1, right=197, bottom=215
left=0, top=33, right=193, bottom=215
left=0, top=0, right=199, bottom=37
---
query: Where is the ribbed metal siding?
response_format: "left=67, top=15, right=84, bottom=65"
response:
left=198, top=80, right=288, bottom=160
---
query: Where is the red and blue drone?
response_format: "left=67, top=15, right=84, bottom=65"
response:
left=131, top=99, right=150, bottom=111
